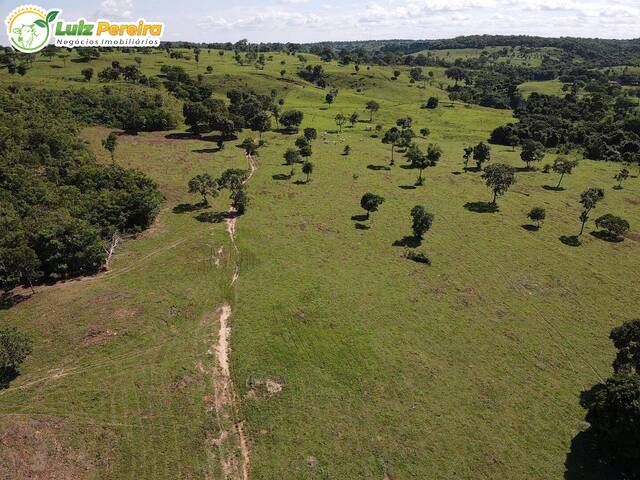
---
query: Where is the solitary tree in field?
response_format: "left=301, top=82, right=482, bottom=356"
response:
left=231, top=188, right=249, bottom=214
left=409, top=143, right=442, bottom=185
left=217, top=169, right=248, bottom=192
left=252, top=111, right=271, bottom=141
left=302, top=160, right=314, bottom=183
left=614, top=168, right=630, bottom=189
left=473, top=142, right=491, bottom=170
left=382, top=127, right=400, bottom=166
left=325, top=92, right=335, bottom=107
left=552, top=157, right=579, bottom=189
left=280, top=69, right=286, bottom=77
left=595, top=214, right=630, bottom=240
left=0, top=327, right=32, bottom=372
left=463, top=146, right=473, bottom=171
left=102, top=132, right=118, bottom=163
left=410, top=205, right=434, bottom=239
left=482, top=163, right=516, bottom=205
left=240, top=137, right=259, bottom=156
left=81, top=67, right=93, bottom=82
left=365, top=100, right=380, bottom=122
left=360, top=192, right=385, bottom=221
left=188, top=173, right=218, bottom=205
left=280, top=110, right=304, bottom=132
left=335, top=113, right=346, bottom=132
left=284, top=148, right=301, bottom=176
left=303, top=128, right=317, bottom=141
left=349, top=112, right=359, bottom=127
left=578, top=187, right=605, bottom=236
left=520, top=139, right=545, bottom=169
left=527, top=207, right=546, bottom=229
left=419, top=127, right=430, bottom=138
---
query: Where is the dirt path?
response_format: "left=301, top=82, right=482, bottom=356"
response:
left=209, top=150, right=256, bottom=479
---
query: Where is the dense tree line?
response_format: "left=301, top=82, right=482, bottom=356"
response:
left=490, top=89, right=640, bottom=162
left=0, top=86, right=165, bottom=291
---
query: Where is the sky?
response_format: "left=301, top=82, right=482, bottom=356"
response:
left=1, top=0, right=639, bottom=45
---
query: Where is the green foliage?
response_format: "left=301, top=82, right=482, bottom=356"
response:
left=217, top=168, right=248, bottom=192
left=473, top=142, right=491, bottom=169
left=102, top=132, right=118, bottom=162
left=552, top=157, right=579, bottom=188
left=481, top=163, right=516, bottom=204
left=302, top=160, right=314, bottom=182
left=231, top=188, right=249, bottom=214
left=0, top=86, right=163, bottom=287
left=360, top=192, right=385, bottom=219
left=188, top=173, right=218, bottom=205
left=595, top=214, right=630, bottom=238
left=527, top=207, right=546, bottom=227
left=303, top=127, right=317, bottom=141
left=581, top=320, right=640, bottom=475
left=520, top=139, right=545, bottom=168
left=410, top=205, right=434, bottom=239
left=280, top=110, right=304, bottom=131
left=0, top=327, right=32, bottom=370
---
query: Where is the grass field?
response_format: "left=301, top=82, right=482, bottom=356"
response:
left=1, top=48, right=639, bottom=479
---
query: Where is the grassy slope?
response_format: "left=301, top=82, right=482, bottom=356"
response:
left=1, top=49, right=639, bottom=479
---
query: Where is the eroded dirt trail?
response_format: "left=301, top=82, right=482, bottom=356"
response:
left=208, top=151, right=257, bottom=480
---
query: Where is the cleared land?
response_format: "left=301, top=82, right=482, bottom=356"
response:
left=1, top=49, right=639, bottom=479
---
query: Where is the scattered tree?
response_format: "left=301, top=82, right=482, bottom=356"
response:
left=365, top=100, right=380, bottom=122
left=302, top=160, right=314, bottom=182
left=595, top=214, right=630, bottom=240
left=360, top=192, right=385, bottom=221
left=473, top=142, right=491, bottom=170
left=0, top=327, right=32, bottom=373
left=335, top=113, right=346, bottom=132
left=382, top=127, right=400, bottom=166
left=188, top=173, right=218, bottom=205
left=81, top=67, right=93, bottom=82
left=101, top=132, right=118, bottom=163
left=303, top=127, right=317, bottom=141
left=349, top=112, right=359, bottom=127
left=463, top=146, right=473, bottom=171
left=520, top=139, right=545, bottom=169
left=614, top=168, right=630, bottom=189
left=410, top=205, right=434, bottom=239
left=482, top=163, right=516, bottom=205
left=578, top=187, right=605, bottom=236
left=552, top=157, right=579, bottom=189
left=527, top=207, right=546, bottom=228
left=280, top=110, right=304, bottom=132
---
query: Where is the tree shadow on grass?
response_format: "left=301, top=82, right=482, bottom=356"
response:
left=195, top=211, right=231, bottom=223
left=0, top=367, right=19, bottom=390
left=192, top=147, right=221, bottom=154
left=451, top=171, right=463, bottom=175
left=272, top=173, right=291, bottom=181
left=464, top=201, right=499, bottom=213
left=564, top=429, right=623, bottom=480
left=165, top=132, right=199, bottom=140
left=521, top=224, right=540, bottom=232
left=354, top=223, right=370, bottom=230
left=393, top=236, right=421, bottom=247
left=399, top=185, right=417, bottom=190
left=367, top=164, right=391, bottom=171
left=0, top=292, right=31, bottom=311
left=173, top=202, right=208, bottom=214
left=293, top=179, right=309, bottom=185
left=351, top=214, right=368, bottom=222
left=590, top=231, right=624, bottom=243
left=543, top=185, right=565, bottom=192
left=560, top=235, right=582, bottom=247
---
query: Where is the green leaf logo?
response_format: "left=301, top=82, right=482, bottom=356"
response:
left=34, top=19, right=46, bottom=28
left=45, top=11, right=59, bottom=24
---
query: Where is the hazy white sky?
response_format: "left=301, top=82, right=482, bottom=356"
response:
left=1, top=0, right=639, bottom=44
